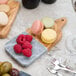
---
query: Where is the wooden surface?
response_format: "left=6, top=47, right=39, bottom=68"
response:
left=0, top=0, right=20, bottom=38
left=26, top=17, right=67, bottom=51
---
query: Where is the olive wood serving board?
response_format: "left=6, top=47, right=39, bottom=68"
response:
left=0, top=0, right=20, bottom=38
left=26, top=17, right=67, bottom=51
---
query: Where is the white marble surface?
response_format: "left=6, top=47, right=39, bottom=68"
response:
left=0, top=0, right=76, bottom=76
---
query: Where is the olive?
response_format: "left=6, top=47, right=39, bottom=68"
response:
left=0, top=62, right=3, bottom=66
left=0, top=62, right=12, bottom=74
left=2, top=73, right=10, bottom=76
left=0, top=62, right=3, bottom=75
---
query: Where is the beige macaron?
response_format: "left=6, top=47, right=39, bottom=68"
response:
left=0, top=4, right=10, bottom=13
left=0, top=12, right=8, bottom=26
left=41, top=29, right=57, bottom=44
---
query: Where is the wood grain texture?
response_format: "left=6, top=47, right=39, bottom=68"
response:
left=0, top=0, right=20, bottom=38
left=26, top=17, right=67, bottom=51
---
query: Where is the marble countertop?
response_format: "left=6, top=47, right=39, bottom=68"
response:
left=0, top=0, right=76, bottom=76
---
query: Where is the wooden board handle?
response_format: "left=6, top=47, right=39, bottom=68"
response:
left=55, top=17, right=67, bottom=31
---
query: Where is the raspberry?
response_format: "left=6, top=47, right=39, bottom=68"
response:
left=16, top=34, right=26, bottom=45
left=25, top=35, right=33, bottom=42
left=22, top=41, right=32, bottom=50
left=14, top=44, right=22, bottom=54
left=22, top=48, right=32, bottom=57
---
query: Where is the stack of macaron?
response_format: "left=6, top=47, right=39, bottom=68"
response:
left=31, top=17, right=57, bottom=44
left=13, top=34, right=33, bottom=57
left=0, top=0, right=10, bottom=26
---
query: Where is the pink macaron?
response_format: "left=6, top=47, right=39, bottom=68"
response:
left=0, top=0, right=8, bottom=4
left=31, top=20, right=44, bottom=35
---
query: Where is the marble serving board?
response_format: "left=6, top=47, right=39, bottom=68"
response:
left=5, top=32, right=47, bottom=67
left=19, top=71, right=31, bottom=76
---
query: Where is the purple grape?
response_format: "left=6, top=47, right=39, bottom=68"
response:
left=10, top=68, right=19, bottom=76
